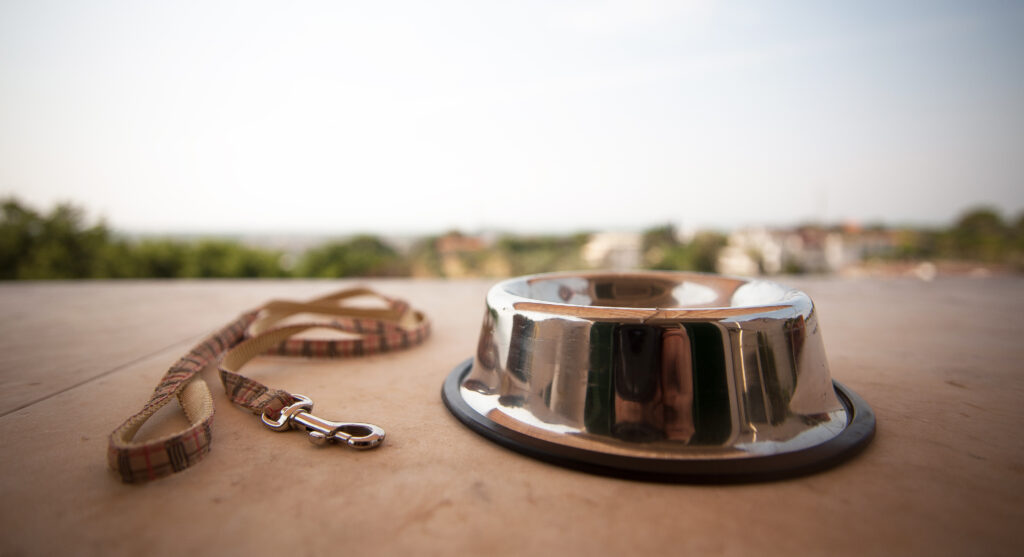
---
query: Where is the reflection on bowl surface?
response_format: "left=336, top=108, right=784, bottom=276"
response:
left=463, top=271, right=846, bottom=460
left=504, top=271, right=796, bottom=309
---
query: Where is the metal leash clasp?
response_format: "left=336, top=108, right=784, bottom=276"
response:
left=260, top=394, right=385, bottom=449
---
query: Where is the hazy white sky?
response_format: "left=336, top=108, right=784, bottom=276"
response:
left=1, top=1, right=1022, bottom=234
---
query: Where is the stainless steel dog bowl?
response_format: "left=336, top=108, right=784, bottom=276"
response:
left=442, top=271, right=874, bottom=482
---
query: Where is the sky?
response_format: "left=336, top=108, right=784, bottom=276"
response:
left=1, top=0, right=1022, bottom=234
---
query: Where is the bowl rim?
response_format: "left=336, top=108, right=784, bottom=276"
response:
left=492, top=270, right=808, bottom=322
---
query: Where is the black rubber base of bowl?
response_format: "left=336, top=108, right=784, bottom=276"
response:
left=442, top=358, right=875, bottom=484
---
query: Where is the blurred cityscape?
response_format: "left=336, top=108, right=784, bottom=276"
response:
left=2, top=196, right=1022, bottom=280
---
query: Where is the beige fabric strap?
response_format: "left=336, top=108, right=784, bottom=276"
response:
left=107, top=288, right=429, bottom=484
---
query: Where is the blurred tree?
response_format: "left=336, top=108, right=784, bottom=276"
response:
left=296, top=235, right=407, bottom=277
left=188, top=240, right=287, bottom=278
left=641, top=224, right=675, bottom=251
left=408, top=235, right=444, bottom=277
left=949, top=207, right=1007, bottom=262
left=0, top=199, right=41, bottom=279
left=1014, top=212, right=1024, bottom=250
left=131, top=239, right=192, bottom=278
left=890, top=228, right=941, bottom=260
left=645, top=228, right=727, bottom=273
left=0, top=197, right=290, bottom=279
left=496, top=234, right=588, bottom=275
left=0, top=199, right=113, bottom=279
left=1007, top=211, right=1024, bottom=270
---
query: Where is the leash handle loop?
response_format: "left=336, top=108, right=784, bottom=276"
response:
left=107, top=287, right=429, bottom=484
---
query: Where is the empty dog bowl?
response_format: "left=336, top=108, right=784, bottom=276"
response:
left=442, top=271, right=874, bottom=482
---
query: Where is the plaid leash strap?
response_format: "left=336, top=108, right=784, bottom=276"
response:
left=107, top=287, right=430, bottom=484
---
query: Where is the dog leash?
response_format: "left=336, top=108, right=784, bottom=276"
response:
left=107, top=287, right=430, bottom=484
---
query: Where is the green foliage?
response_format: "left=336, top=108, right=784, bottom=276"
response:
left=641, top=224, right=676, bottom=253
left=0, top=199, right=113, bottom=279
left=496, top=234, right=589, bottom=275
left=0, top=197, right=288, bottom=279
left=948, top=207, right=1007, bottom=262
left=129, top=240, right=193, bottom=278
left=874, top=206, right=1024, bottom=267
left=296, top=235, right=406, bottom=278
left=889, top=229, right=938, bottom=260
left=188, top=240, right=287, bottom=278
left=642, top=225, right=727, bottom=273
left=408, top=236, right=444, bottom=276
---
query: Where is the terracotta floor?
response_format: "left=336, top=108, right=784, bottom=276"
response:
left=1, top=276, right=1022, bottom=556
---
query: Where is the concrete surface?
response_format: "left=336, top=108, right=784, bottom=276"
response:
left=0, top=276, right=1022, bottom=556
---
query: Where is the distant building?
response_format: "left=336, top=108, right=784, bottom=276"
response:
left=717, top=224, right=900, bottom=275
left=716, top=227, right=785, bottom=275
left=436, top=232, right=485, bottom=255
left=582, top=232, right=642, bottom=269
left=434, top=232, right=489, bottom=278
